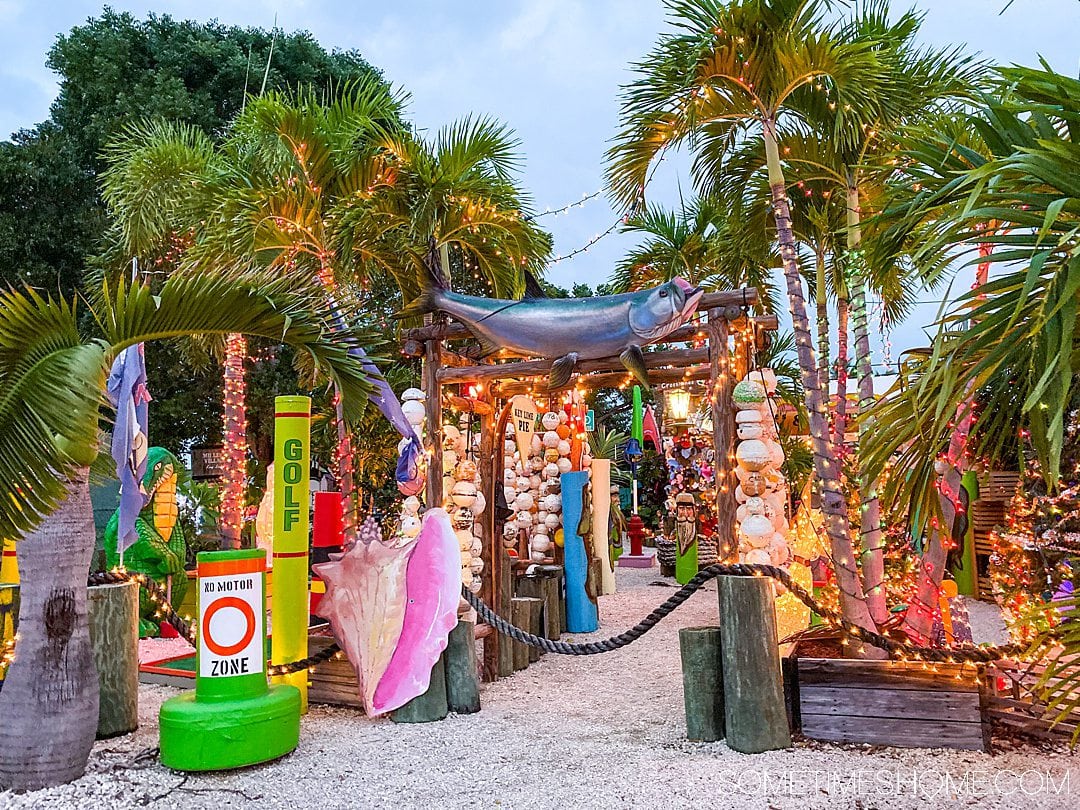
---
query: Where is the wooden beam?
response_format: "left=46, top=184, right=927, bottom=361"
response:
left=438, top=346, right=710, bottom=385
left=708, top=307, right=738, bottom=562
left=498, top=365, right=712, bottom=396
left=401, top=287, right=761, bottom=344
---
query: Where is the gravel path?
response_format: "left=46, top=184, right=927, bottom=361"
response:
left=2, top=568, right=1076, bottom=809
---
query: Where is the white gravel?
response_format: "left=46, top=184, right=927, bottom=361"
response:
left=2, top=567, right=1076, bottom=809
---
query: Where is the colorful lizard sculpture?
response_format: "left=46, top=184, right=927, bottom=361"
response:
left=104, top=447, right=186, bottom=637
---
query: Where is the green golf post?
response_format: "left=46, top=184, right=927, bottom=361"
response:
left=158, top=549, right=300, bottom=770
left=272, top=396, right=312, bottom=710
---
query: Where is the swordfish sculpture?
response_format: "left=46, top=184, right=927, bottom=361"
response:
left=398, top=269, right=704, bottom=388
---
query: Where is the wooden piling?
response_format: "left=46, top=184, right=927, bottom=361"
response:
left=445, top=620, right=481, bottom=714
left=87, top=581, right=139, bottom=738
left=510, top=597, right=541, bottom=671
left=679, top=626, right=725, bottom=742
left=717, top=575, right=791, bottom=753
left=391, top=653, right=449, bottom=724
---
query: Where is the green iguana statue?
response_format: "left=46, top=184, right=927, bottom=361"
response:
left=104, top=447, right=186, bottom=637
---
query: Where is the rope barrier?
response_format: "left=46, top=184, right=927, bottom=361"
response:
left=62, top=563, right=1061, bottom=677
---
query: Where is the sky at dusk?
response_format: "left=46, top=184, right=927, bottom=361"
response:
left=1, top=0, right=1077, bottom=369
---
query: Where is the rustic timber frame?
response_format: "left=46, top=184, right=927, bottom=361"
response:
left=400, top=287, right=779, bottom=682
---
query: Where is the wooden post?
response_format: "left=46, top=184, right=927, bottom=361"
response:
left=517, top=567, right=561, bottom=641
left=87, top=581, right=139, bottom=738
left=679, top=626, right=725, bottom=742
left=423, top=337, right=444, bottom=509
left=391, top=653, right=449, bottom=723
left=717, top=575, right=791, bottom=753
left=510, top=597, right=541, bottom=671
left=708, top=309, right=737, bottom=561
left=498, top=549, right=514, bottom=677
left=478, top=388, right=499, bottom=682
left=444, top=620, right=481, bottom=714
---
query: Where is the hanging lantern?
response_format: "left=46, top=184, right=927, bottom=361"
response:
left=667, top=388, right=692, bottom=422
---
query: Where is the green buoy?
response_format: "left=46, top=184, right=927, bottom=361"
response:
left=159, top=549, right=300, bottom=771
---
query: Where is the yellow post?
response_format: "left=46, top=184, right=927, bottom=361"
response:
left=0, top=537, right=17, bottom=584
left=271, top=396, right=311, bottom=710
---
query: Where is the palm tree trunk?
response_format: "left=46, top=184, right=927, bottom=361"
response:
left=764, top=122, right=879, bottom=640
left=0, top=469, right=99, bottom=791
left=220, top=333, right=247, bottom=549
left=834, top=285, right=850, bottom=448
left=846, top=188, right=886, bottom=626
left=815, top=247, right=830, bottom=398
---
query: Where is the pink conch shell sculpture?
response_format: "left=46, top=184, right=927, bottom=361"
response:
left=313, top=510, right=461, bottom=716
left=371, top=508, right=461, bottom=715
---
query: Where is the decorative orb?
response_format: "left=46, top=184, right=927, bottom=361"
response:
left=557, top=457, right=572, bottom=474
left=736, top=409, right=763, bottom=424
left=753, top=368, right=778, bottom=395
left=442, top=475, right=455, bottom=499
left=582, top=455, right=592, bottom=468
left=556, top=424, right=571, bottom=440
left=455, top=528, right=473, bottom=550
left=515, top=477, right=531, bottom=493
left=503, top=468, right=517, bottom=485
left=472, top=491, right=486, bottom=515
left=544, top=512, right=560, bottom=530
left=541, top=411, right=561, bottom=431
left=402, top=496, right=421, bottom=515
left=553, top=528, right=565, bottom=548
left=503, top=486, right=516, bottom=505
left=544, top=448, right=560, bottom=464
left=532, top=523, right=549, bottom=536
left=516, top=511, right=534, bottom=528
left=530, top=535, right=553, bottom=553
left=741, top=514, right=773, bottom=540
left=530, top=456, right=545, bottom=473
left=734, top=485, right=747, bottom=504
left=558, top=411, right=568, bottom=423
left=933, top=459, right=949, bottom=476
left=529, top=474, right=542, bottom=490
left=455, top=459, right=478, bottom=481
left=737, top=424, right=763, bottom=441
left=768, top=442, right=785, bottom=467
left=470, top=537, right=482, bottom=556
left=543, top=431, right=560, bottom=449
left=530, top=434, right=543, bottom=454
left=443, top=450, right=458, bottom=471
left=451, top=480, right=478, bottom=508
left=744, top=496, right=766, bottom=515
left=451, top=506, right=474, bottom=531
left=443, top=425, right=461, bottom=447
left=402, top=387, right=425, bottom=402
left=742, top=472, right=767, bottom=497
left=401, top=399, right=426, bottom=426
left=745, top=548, right=772, bottom=565
left=732, top=380, right=767, bottom=409
left=502, top=536, right=518, bottom=549
left=515, top=460, right=525, bottom=474
left=530, top=551, right=548, bottom=563
left=513, top=492, right=535, bottom=511
left=503, top=522, right=517, bottom=538
left=400, top=516, right=422, bottom=538
left=504, top=439, right=517, bottom=455
left=557, top=440, right=572, bottom=457
left=542, top=494, right=561, bottom=513
left=470, top=557, right=484, bottom=575
left=735, top=439, right=770, bottom=471
left=542, top=462, right=560, bottom=480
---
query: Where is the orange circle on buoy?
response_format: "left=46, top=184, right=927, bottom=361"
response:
left=202, top=596, right=256, bottom=657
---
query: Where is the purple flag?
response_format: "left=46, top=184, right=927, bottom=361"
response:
left=106, top=344, right=152, bottom=553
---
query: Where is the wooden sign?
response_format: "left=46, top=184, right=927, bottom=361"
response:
left=510, top=395, right=538, bottom=459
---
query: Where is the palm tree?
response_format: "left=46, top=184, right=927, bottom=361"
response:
left=864, top=65, right=1080, bottom=640
left=607, top=0, right=888, bottom=633
left=608, top=193, right=780, bottom=310
left=0, top=270, right=370, bottom=791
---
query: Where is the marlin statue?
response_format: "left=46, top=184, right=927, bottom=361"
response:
left=399, top=271, right=704, bottom=389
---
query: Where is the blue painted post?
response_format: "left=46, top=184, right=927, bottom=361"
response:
left=561, top=471, right=598, bottom=633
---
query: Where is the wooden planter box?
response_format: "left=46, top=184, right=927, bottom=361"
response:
left=788, top=657, right=989, bottom=751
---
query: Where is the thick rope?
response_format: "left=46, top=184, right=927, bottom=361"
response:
left=465, top=564, right=1046, bottom=663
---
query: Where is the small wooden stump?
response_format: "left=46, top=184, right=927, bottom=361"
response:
left=497, top=554, right=515, bottom=678
left=517, top=566, right=562, bottom=641
left=510, top=597, right=541, bottom=671
left=391, top=653, right=449, bottom=724
left=445, top=620, right=481, bottom=714
left=679, top=626, right=724, bottom=742
left=88, top=581, right=139, bottom=738
left=717, top=575, right=791, bottom=753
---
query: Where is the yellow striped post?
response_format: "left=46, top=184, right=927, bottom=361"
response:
left=271, top=396, right=311, bottom=710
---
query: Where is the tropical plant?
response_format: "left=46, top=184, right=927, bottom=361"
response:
left=608, top=193, right=780, bottom=311
left=865, top=65, right=1080, bottom=640
left=0, top=270, right=370, bottom=791
left=607, top=0, right=892, bottom=634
